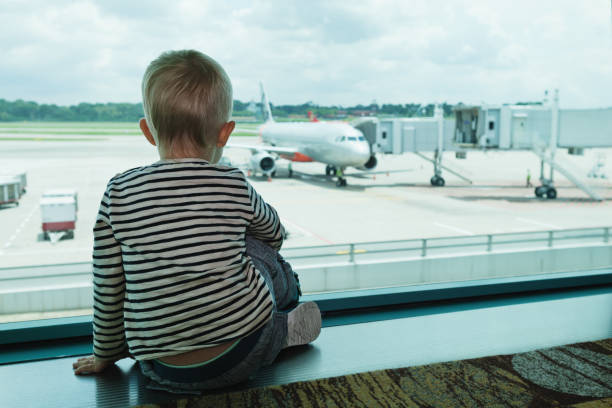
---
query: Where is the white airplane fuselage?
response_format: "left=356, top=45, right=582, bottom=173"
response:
left=259, top=121, right=371, bottom=168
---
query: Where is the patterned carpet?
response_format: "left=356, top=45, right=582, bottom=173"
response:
left=136, top=338, right=612, bottom=408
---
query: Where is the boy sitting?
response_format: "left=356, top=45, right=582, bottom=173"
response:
left=72, top=50, right=321, bottom=393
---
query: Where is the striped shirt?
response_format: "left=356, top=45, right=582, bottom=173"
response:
left=92, top=158, right=284, bottom=361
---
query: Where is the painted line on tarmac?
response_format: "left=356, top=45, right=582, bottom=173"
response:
left=281, top=218, right=334, bottom=245
left=0, top=205, right=38, bottom=254
left=433, top=222, right=474, bottom=236
left=515, top=217, right=561, bottom=230
left=281, top=218, right=312, bottom=238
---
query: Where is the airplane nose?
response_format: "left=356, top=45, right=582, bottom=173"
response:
left=355, top=142, right=371, bottom=161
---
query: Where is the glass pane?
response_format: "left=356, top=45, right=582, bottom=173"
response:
left=1, top=1, right=611, bottom=324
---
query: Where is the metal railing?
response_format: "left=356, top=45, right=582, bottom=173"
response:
left=0, top=227, right=610, bottom=281
left=280, top=226, right=612, bottom=266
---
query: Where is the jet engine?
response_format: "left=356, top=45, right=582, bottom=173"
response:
left=355, top=155, right=378, bottom=171
left=250, top=152, right=276, bottom=175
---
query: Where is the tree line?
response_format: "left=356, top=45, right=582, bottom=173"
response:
left=0, top=98, right=456, bottom=122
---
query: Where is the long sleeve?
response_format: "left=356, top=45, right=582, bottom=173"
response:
left=246, top=181, right=286, bottom=251
left=92, top=191, right=127, bottom=361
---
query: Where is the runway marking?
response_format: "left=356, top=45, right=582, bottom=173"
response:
left=0, top=205, right=38, bottom=253
left=433, top=222, right=474, bottom=236
left=281, top=218, right=334, bottom=244
left=515, top=217, right=561, bottom=230
left=281, top=218, right=313, bottom=238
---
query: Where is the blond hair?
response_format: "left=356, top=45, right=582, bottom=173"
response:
left=142, top=50, right=233, bottom=154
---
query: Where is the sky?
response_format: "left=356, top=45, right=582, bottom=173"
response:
left=1, top=0, right=611, bottom=108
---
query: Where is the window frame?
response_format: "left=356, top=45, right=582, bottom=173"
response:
left=1, top=268, right=610, bottom=364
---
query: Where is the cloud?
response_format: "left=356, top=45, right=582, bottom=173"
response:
left=0, top=0, right=610, bottom=107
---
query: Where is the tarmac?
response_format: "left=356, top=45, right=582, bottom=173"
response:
left=1, top=133, right=611, bottom=268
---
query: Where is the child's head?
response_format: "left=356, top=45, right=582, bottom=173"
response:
left=140, top=50, right=234, bottom=161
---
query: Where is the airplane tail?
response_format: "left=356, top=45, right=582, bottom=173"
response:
left=259, top=82, right=274, bottom=123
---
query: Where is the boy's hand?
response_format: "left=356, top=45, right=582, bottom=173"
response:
left=72, top=355, right=115, bottom=375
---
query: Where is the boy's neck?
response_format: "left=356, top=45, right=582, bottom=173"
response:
left=159, top=145, right=218, bottom=163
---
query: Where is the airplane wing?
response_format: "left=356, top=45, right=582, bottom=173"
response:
left=226, top=142, right=298, bottom=155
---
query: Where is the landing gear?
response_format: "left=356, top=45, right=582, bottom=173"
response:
left=288, top=163, right=293, bottom=178
left=336, top=178, right=347, bottom=187
left=430, top=175, right=445, bottom=187
left=325, top=165, right=336, bottom=177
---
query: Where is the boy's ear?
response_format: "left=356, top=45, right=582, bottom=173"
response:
left=217, top=121, right=235, bottom=148
left=139, top=118, right=156, bottom=146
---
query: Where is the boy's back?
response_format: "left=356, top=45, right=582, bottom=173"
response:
left=74, top=50, right=320, bottom=390
left=93, top=158, right=283, bottom=361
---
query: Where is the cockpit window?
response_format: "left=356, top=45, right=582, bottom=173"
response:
left=348, top=137, right=357, bottom=141
left=340, top=136, right=346, bottom=142
left=358, top=136, right=365, bottom=141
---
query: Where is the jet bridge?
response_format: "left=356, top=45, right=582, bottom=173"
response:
left=352, top=91, right=610, bottom=199
left=453, top=90, right=612, bottom=200
left=352, top=109, right=472, bottom=187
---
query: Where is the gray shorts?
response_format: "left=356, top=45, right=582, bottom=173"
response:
left=138, top=236, right=301, bottom=394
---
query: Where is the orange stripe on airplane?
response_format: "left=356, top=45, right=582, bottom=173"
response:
left=280, top=152, right=314, bottom=162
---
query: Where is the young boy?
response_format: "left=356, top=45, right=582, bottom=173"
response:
left=72, top=50, right=321, bottom=392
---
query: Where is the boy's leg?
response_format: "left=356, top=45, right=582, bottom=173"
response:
left=245, top=235, right=301, bottom=311
left=245, top=235, right=320, bottom=365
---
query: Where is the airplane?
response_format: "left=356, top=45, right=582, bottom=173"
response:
left=227, top=84, right=377, bottom=187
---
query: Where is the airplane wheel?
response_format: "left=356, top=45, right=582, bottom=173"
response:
left=430, top=176, right=445, bottom=187
left=535, top=186, right=545, bottom=198
left=546, top=187, right=557, bottom=199
left=336, top=179, right=347, bottom=187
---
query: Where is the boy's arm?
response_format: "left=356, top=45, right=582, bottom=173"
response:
left=91, top=191, right=128, bottom=362
left=246, top=180, right=286, bottom=250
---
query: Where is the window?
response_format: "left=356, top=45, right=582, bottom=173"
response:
left=1, top=1, right=611, bottom=326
